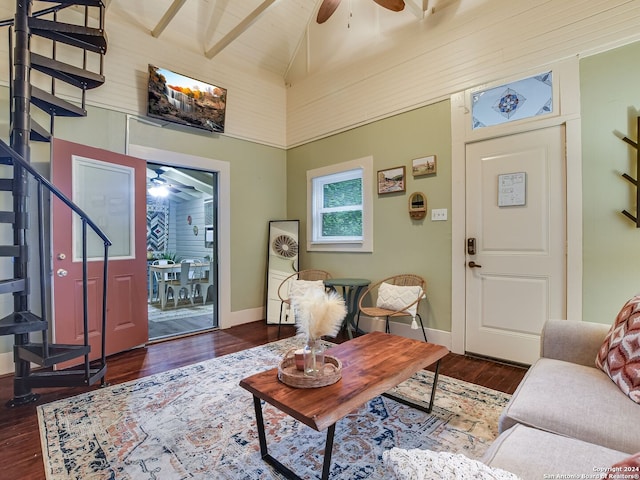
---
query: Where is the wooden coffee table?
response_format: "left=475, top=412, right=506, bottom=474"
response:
left=239, top=331, right=449, bottom=480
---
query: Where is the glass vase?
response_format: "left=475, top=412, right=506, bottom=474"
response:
left=303, top=337, right=325, bottom=377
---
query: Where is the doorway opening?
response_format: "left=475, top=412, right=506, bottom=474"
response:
left=145, top=161, right=218, bottom=341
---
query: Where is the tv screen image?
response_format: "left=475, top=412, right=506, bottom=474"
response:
left=147, top=65, right=226, bottom=133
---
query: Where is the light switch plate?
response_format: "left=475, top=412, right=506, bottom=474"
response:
left=431, top=208, right=448, bottom=221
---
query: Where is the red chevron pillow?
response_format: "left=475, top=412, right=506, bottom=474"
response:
left=596, top=295, right=640, bottom=404
left=607, top=451, right=640, bottom=479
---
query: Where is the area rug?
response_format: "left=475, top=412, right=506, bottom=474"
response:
left=38, top=337, right=511, bottom=479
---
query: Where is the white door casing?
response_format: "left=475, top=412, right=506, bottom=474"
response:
left=127, top=144, right=232, bottom=328
left=450, top=58, right=582, bottom=361
left=464, top=127, right=566, bottom=364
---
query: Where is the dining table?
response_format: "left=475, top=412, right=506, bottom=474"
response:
left=148, top=262, right=210, bottom=310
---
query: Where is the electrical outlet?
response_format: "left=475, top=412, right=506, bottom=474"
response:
left=431, top=208, right=448, bottom=221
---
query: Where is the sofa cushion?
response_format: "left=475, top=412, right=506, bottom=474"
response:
left=499, top=358, right=640, bottom=454
left=483, top=424, right=628, bottom=480
left=376, top=282, right=423, bottom=317
left=383, top=447, right=520, bottom=480
left=596, top=295, right=640, bottom=404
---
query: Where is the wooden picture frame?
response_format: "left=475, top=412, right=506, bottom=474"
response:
left=412, top=155, right=437, bottom=177
left=377, top=166, right=406, bottom=194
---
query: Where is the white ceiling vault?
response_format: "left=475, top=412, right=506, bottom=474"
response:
left=100, top=0, right=443, bottom=84
left=3, top=0, right=635, bottom=149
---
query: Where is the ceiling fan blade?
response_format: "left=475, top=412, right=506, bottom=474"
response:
left=317, top=0, right=341, bottom=24
left=372, top=0, right=405, bottom=12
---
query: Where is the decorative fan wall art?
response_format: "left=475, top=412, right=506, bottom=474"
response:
left=272, top=234, right=298, bottom=258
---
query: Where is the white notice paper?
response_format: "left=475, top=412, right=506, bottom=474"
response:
left=498, top=172, right=526, bottom=207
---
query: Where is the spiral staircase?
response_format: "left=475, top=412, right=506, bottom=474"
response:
left=0, top=0, right=110, bottom=406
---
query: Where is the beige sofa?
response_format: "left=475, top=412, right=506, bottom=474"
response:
left=481, top=319, right=639, bottom=478
left=384, top=319, right=639, bottom=479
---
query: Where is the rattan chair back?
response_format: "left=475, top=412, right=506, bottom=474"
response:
left=277, top=269, right=332, bottom=304
left=358, top=273, right=426, bottom=317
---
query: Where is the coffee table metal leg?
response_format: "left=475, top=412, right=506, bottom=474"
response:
left=252, top=395, right=337, bottom=480
left=321, top=424, right=336, bottom=479
left=382, top=359, right=441, bottom=414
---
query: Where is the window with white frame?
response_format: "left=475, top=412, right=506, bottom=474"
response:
left=307, top=156, right=373, bottom=252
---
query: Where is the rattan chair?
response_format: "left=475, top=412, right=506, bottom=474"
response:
left=276, top=269, right=332, bottom=337
left=356, top=274, right=427, bottom=342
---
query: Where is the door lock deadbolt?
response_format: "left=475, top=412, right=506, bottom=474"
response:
left=467, top=238, right=476, bottom=256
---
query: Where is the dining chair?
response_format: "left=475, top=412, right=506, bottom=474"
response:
left=193, top=261, right=215, bottom=305
left=151, top=259, right=176, bottom=308
left=276, top=269, right=332, bottom=337
left=167, top=261, right=193, bottom=307
left=187, top=260, right=205, bottom=300
left=356, top=273, right=428, bottom=342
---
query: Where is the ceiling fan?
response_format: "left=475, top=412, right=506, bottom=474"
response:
left=316, top=0, right=405, bottom=24
left=148, top=169, right=196, bottom=196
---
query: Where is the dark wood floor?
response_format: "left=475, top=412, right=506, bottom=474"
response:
left=0, top=321, right=528, bottom=480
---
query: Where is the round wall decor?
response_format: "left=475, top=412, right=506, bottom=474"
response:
left=272, top=234, right=298, bottom=258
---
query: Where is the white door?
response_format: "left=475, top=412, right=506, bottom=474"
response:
left=465, top=126, right=566, bottom=365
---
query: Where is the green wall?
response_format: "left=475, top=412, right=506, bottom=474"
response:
left=580, top=41, right=640, bottom=324
left=1, top=39, right=638, bottom=359
left=286, top=101, right=453, bottom=331
left=2, top=98, right=287, bottom=316
left=126, top=119, right=287, bottom=312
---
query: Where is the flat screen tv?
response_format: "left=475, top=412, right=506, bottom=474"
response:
left=147, top=64, right=226, bottom=133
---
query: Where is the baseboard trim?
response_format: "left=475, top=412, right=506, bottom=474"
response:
left=355, top=315, right=451, bottom=349
left=223, top=307, right=265, bottom=329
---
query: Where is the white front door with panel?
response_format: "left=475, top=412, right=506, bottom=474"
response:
left=465, top=126, right=566, bottom=365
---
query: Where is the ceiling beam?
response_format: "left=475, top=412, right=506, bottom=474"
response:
left=204, top=0, right=277, bottom=59
left=151, top=0, right=187, bottom=38
left=404, top=0, right=429, bottom=19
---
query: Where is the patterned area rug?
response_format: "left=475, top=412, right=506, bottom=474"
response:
left=38, top=337, right=511, bottom=479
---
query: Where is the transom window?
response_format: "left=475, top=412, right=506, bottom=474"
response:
left=471, top=71, right=553, bottom=130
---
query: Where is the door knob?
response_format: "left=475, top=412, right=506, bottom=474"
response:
left=56, top=269, right=68, bottom=277
left=468, top=261, right=482, bottom=268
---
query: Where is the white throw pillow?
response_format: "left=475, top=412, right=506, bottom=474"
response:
left=383, top=448, right=521, bottom=480
left=376, top=282, right=424, bottom=317
left=288, top=279, right=324, bottom=299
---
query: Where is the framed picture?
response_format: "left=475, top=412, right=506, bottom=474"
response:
left=412, top=155, right=437, bottom=177
left=377, top=166, right=406, bottom=194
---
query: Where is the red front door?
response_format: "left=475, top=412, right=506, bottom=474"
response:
left=51, top=139, right=148, bottom=361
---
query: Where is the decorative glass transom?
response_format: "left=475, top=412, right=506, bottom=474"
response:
left=472, top=72, right=553, bottom=130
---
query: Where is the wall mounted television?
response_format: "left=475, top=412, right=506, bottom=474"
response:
left=147, top=64, right=226, bottom=133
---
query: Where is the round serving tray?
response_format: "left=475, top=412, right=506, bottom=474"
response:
left=277, top=351, right=342, bottom=388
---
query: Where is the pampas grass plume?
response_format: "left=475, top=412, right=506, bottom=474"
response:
left=294, top=288, right=347, bottom=339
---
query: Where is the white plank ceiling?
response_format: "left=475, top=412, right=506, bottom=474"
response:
left=0, top=0, right=435, bottom=81
left=1, top=0, right=639, bottom=148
